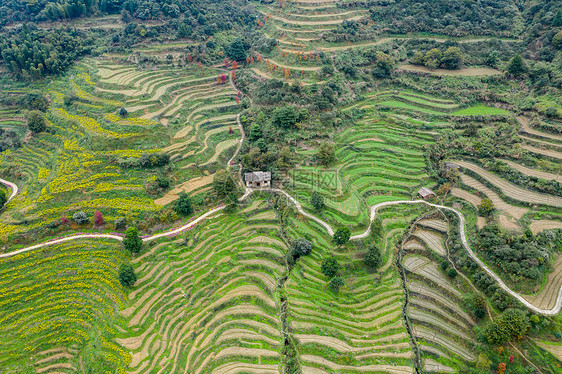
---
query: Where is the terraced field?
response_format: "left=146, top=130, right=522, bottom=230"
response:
left=284, top=206, right=422, bottom=373
left=454, top=160, right=562, bottom=208
left=116, top=200, right=286, bottom=373
left=0, top=55, right=244, bottom=237
left=0, top=109, right=27, bottom=137
left=402, top=219, right=478, bottom=372
left=0, top=239, right=129, bottom=372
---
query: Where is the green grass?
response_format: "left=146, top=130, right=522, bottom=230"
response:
left=451, top=104, right=511, bottom=116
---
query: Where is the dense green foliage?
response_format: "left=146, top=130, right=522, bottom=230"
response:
left=476, top=226, right=562, bottom=288
left=0, top=189, right=7, bottom=209
left=173, top=192, right=193, bottom=216
left=364, top=244, right=382, bottom=270
left=0, top=25, right=95, bottom=79
left=333, top=227, right=351, bottom=246
left=485, top=309, right=530, bottom=345
left=26, top=110, right=46, bottom=133
left=321, top=257, right=339, bottom=278
left=310, top=191, right=325, bottom=211
left=123, top=227, right=143, bottom=254
left=118, top=263, right=137, bottom=288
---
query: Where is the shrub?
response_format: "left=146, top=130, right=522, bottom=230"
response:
left=292, top=238, right=313, bottom=257
left=364, top=244, right=381, bottom=270
left=272, top=106, right=299, bottom=128
left=310, top=191, right=325, bottom=210
left=441, top=47, right=463, bottom=69
left=316, top=142, right=335, bottom=166
left=485, top=308, right=530, bottom=345
left=72, top=211, right=88, bottom=224
left=118, top=264, right=137, bottom=288
left=329, top=276, right=344, bottom=292
left=173, top=192, right=193, bottom=216
left=478, top=198, right=494, bottom=216
left=213, top=169, right=237, bottom=197
left=424, top=48, right=442, bottom=69
left=123, top=227, right=143, bottom=254
left=156, top=176, right=170, bottom=189
left=94, top=211, right=104, bottom=226
left=507, top=55, right=527, bottom=76
left=370, top=218, right=383, bottom=239
left=321, top=257, right=339, bottom=278
left=26, top=110, right=46, bottom=133
left=333, top=227, right=351, bottom=246
left=115, top=217, right=127, bottom=229
left=0, top=189, right=6, bottom=208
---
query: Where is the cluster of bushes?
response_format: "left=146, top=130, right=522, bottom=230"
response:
left=475, top=225, right=562, bottom=290
left=117, top=152, right=170, bottom=168
left=321, top=257, right=344, bottom=292
left=410, top=47, right=463, bottom=70
left=369, top=0, right=517, bottom=37
left=287, top=238, right=313, bottom=266
left=0, top=129, right=21, bottom=152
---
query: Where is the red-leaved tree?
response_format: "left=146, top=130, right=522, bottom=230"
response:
left=497, top=363, right=506, bottom=374
left=94, top=211, right=104, bottom=226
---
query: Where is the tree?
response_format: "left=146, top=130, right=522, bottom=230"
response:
left=478, top=198, right=494, bottom=216
left=0, top=189, right=6, bottom=208
left=119, top=107, right=128, bottom=117
left=292, top=238, right=313, bottom=257
left=329, top=276, right=344, bottom=292
left=173, top=192, right=193, bottom=215
left=226, top=39, right=247, bottom=62
left=486, top=51, right=499, bottom=68
left=372, top=52, right=394, bottom=78
left=502, top=308, right=530, bottom=338
left=333, top=227, right=351, bottom=246
left=447, top=267, right=458, bottom=278
left=364, top=244, right=381, bottom=270
left=423, top=48, right=442, bottom=69
left=410, top=51, right=424, bottom=65
left=485, top=308, right=530, bottom=345
left=553, top=9, right=562, bottom=27
left=118, top=264, right=137, bottom=288
left=73, top=211, right=88, bottom=224
left=370, top=218, right=383, bottom=239
left=26, top=110, right=46, bottom=133
left=272, top=106, right=299, bottom=128
left=441, top=47, right=463, bottom=69
left=317, top=142, right=335, bottom=166
left=310, top=191, right=325, bottom=210
left=123, top=227, right=143, bottom=254
left=94, top=210, right=104, bottom=226
left=553, top=31, right=562, bottom=49
left=213, top=169, right=237, bottom=197
left=507, top=55, right=527, bottom=76
left=321, top=257, right=339, bottom=278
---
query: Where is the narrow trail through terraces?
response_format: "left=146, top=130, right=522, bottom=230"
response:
left=1, top=86, right=561, bottom=316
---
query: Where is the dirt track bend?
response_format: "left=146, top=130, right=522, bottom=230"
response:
left=1, top=90, right=561, bottom=315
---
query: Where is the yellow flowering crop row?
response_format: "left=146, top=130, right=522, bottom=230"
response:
left=55, top=108, right=141, bottom=138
